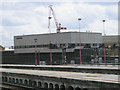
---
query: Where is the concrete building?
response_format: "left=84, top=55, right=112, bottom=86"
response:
left=10, top=32, right=102, bottom=65
left=102, top=35, right=120, bottom=63
left=102, top=35, right=119, bottom=44
left=2, top=32, right=119, bottom=65
left=14, top=32, right=102, bottom=53
left=0, top=45, right=5, bottom=51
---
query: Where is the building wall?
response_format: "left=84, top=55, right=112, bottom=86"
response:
left=14, top=32, right=71, bottom=46
left=102, top=35, right=120, bottom=57
left=2, top=48, right=92, bottom=65
left=2, top=34, right=119, bottom=65
left=71, top=32, right=102, bottom=43
left=14, top=32, right=102, bottom=53
left=102, top=35, right=119, bottom=43
left=0, top=47, right=2, bottom=51
left=0, top=45, right=5, bottom=51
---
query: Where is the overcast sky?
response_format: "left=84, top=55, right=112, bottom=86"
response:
left=0, top=0, right=119, bottom=47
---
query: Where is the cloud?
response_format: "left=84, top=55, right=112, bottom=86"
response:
left=1, top=0, right=119, bottom=3
left=0, top=2, right=118, bottom=46
left=53, top=3, right=107, bottom=29
left=86, top=19, right=118, bottom=35
left=50, top=2, right=117, bottom=33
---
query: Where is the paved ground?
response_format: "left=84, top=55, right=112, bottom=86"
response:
left=1, top=68, right=120, bottom=84
left=1, top=64, right=119, bottom=70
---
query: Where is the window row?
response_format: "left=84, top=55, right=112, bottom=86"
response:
left=14, top=44, right=49, bottom=49
left=14, top=43, right=103, bottom=49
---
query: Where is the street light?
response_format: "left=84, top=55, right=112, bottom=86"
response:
left=48, top=16, right=52, bottom=65
left=78, top=18, right=82, bottom=64
left=38, top=51, right=40, bottom=65
left=102, top=20, right=106, bottom=64
left=34, top=38, right=37, bottom=66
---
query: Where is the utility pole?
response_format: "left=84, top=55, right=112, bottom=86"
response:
left=78, top=18, right=82, bottom=64
left=38, top=51, right=40, bottom=65
left=103, top=20, right=106, bottom=64
left=48, top=16, right=52, bottom=65
left=34, top=38, right=37, bottom=66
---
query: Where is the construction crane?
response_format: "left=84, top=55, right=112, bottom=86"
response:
left=48, top=5, right=67, bottom=33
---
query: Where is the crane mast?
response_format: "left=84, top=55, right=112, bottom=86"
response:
left=48, top=5, right=67, bottom=33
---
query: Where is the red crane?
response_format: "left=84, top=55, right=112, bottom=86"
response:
left=48, top=5, right=67, bottom=33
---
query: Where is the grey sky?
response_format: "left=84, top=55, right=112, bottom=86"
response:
left=0, top=0, right=118, bottom=47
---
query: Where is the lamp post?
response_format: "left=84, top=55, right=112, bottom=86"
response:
left=34, top=38, right=37, bottom=66
left=48, top=16, right=52, bottom=65
left=102, top=20, right=106, bottom=64
left=78, top=18, right=82, bottom=64
left=38, top=51, right=40, bottom=65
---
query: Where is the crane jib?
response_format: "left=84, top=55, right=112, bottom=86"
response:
left=48, top=5, right=67, bottom=33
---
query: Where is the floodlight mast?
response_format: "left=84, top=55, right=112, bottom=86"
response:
left=103, top=20, right=106, bottom=64
left=49, top=5, right=67, bottom=33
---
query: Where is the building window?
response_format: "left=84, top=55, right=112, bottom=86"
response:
left=81, top=43, right=85, bottom=46
left=68, top=43, right=75, bottom=48
left=84, top=43, right=91, bottom=48
left=76, top=43, right=79, bottom=46
left=93, top=43, right=97, bottom=46
left=99, top=43, right=104, bottom=48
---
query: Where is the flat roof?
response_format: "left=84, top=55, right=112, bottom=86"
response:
left=102, top=35, right=120, bottom=37
left=14, top=31, right=102, bottom=37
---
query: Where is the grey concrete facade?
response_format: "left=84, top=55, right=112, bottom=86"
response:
left=102, top=35, right=119, bottom=43
left=14, top=32, right=102, bottom=53
left=0, top=45, right=5, bottom=51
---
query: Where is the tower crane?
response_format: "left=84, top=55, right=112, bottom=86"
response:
left=48, top=5, right=67, bottom=33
